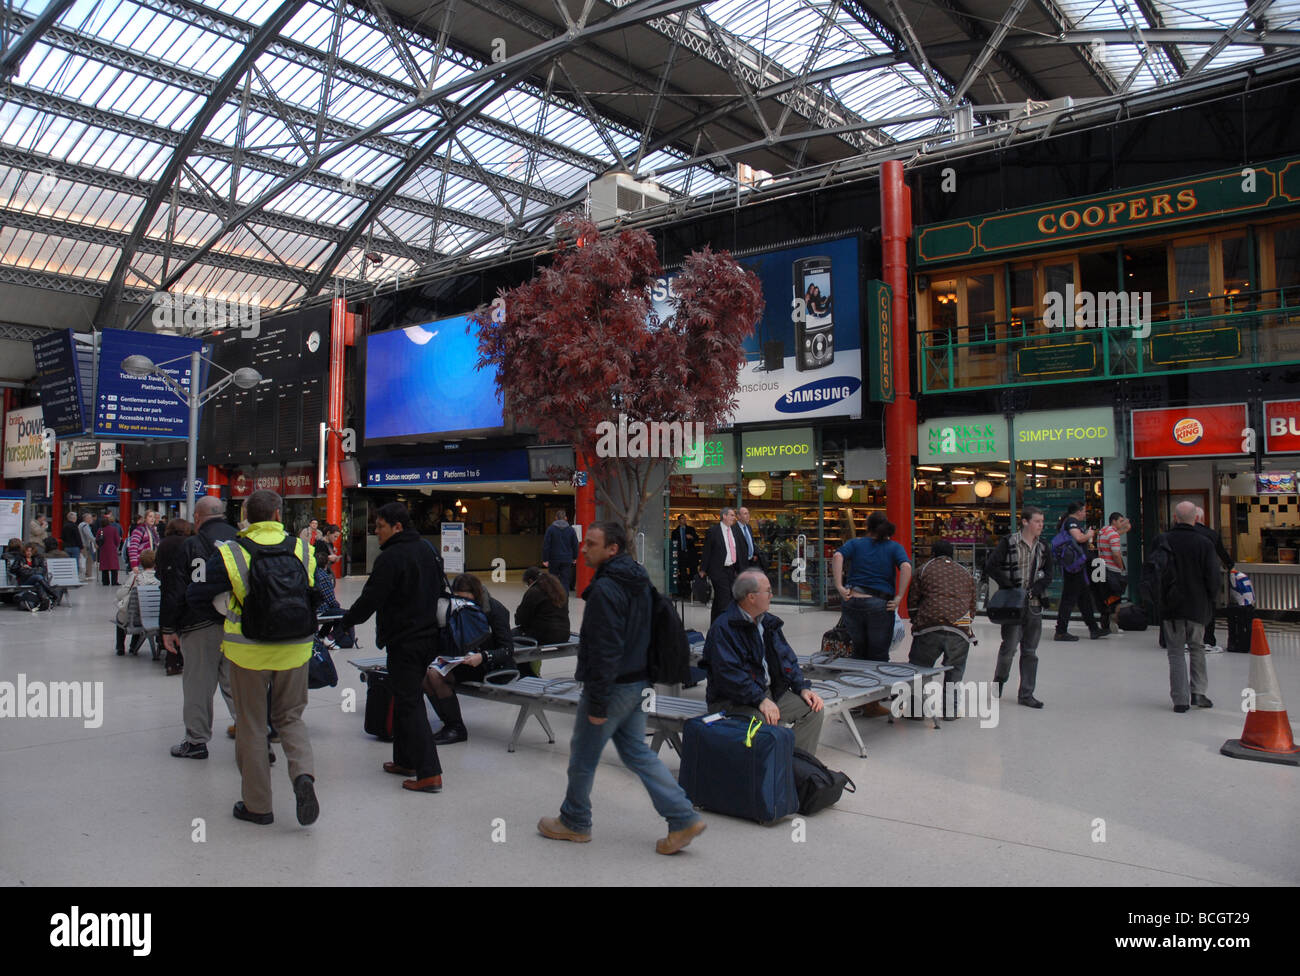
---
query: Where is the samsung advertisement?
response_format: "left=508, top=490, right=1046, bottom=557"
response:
left=652, top=235, right=863, bottom=425
left=364, top=315, right=505, bottom=442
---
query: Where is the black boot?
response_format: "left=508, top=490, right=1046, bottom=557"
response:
left=430, top=693, right=468, bottom=745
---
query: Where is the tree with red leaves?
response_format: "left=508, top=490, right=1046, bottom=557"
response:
left=472, top=216, right=762, bottom=539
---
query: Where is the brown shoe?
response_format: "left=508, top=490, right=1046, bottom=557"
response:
left=226, top=724, right=236, bottom=739
left=383, top=761, right=414, bottom=776
left=852, top=702, right=892, bottom=718
left=402, top=775, right=443, bottom=793
left=656, top=819, right=707, bottom=855
left=537, top=816, right=591, bottom=843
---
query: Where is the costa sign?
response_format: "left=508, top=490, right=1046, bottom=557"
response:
left=1131, top=403, right=1248, bottom=459
left=1264, top=400, right=1300, bottom=454
left=231, top=468, right=316, bottom=498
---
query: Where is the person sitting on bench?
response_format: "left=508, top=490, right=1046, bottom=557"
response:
left=701, top=569, right=825, bottom=753
left=512, top=566, right=571, bottom=677
left=423, top=573, right=515, bottom=745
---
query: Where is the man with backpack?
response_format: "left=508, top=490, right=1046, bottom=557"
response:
left=187, top=489, right=320, bottom=826
left=1152, top=502, right=1220, bottom=713
left=702, top=569, right=824, bottom=751
left=325, top=502, right=447, bottom=793
left=538, top=521, right=706, bottom=855
left=164, top=495, right=240, bottom=761
left=1051, top=501, right=1106, bottom=641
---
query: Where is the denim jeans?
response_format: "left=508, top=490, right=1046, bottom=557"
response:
left=560, top=681, right=701, bottom=834
left=840, top=596, right=894, bottom=661
left=995, top=606, right=1042, bottom=700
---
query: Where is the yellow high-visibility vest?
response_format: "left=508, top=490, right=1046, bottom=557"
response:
left=217, top=522, right=316, bottom=671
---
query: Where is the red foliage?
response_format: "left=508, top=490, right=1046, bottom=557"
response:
left=471, top=216, right=762, bottom=534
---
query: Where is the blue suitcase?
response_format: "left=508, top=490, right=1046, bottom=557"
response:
left=678, top=714, right=798, bottom=824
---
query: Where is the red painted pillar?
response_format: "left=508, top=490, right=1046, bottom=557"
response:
left=0, top=388, right=13, bottom=490
left=51, top=442, right=64, bottom=528
left=327, top=299, right=348, bottom=579
left=574, top=451, right=596, bottom=593
left=118, top=466, right=134, bottom=523
left=206, top=465, right=226, bottom=497
left=882, top=161, right=917, bottom=611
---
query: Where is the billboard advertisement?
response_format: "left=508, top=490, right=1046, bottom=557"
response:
left=58, top=440, right=118, bottom=474
left=94, top=330, right=208, bottom=439
left=4, top=406, right=48, bottom=479
left=1131, top=403, right=1249, bottom=460
left=653, top=235, right=863, bottom=425
left=364, top=316, right=504, bottom=442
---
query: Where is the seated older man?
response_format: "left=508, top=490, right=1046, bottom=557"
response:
left=701, top=569, right=825, bottom=753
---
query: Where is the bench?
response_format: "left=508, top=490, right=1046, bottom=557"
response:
left=800, top=653, right=951, bottom=729
left=0, top=562, right=15, bottom=595
left=115, top=583, right=162, bottom=659
left=45, top=557, right=85, bottom=604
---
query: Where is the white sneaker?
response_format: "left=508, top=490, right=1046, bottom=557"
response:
left=1205, top=644, right=1225, bottom=653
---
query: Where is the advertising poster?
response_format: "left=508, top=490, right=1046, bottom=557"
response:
left=364, top=316, right=504, bottom=442
left=0, top=491, right=25, bottom=541
left=441, top=522, right=465, bottom=576
left=58, top=440, right=118, bottom=474
left=4, top=406, right=48, bottom=479
left=653, top=235, right=863, bottom=425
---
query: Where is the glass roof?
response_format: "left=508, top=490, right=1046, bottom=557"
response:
left=0, top=0, right=1292, bottom=319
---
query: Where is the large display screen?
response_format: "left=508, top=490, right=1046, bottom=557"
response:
left=364, top=315, right=504, bottom=442
left=652, top=235, right=863, bottom=425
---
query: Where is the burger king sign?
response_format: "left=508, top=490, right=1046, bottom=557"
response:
left=1131, top=404, right=1248, bottom=459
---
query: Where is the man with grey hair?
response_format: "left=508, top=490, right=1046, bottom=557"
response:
left=701, top=506, right=742, bottom=622
left=164, top=494, right=242, bottom=760
left=1155, top=501, right=1220, bottom=713
left=701, top=569, right=825, bottom=752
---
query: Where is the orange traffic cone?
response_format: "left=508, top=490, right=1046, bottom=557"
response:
left=1221, top=618, right=1300, bottom=766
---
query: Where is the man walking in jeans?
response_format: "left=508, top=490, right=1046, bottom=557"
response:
left=984, top=506, right=1052, bottom=709
left=538, top=521, right=706, bottom=854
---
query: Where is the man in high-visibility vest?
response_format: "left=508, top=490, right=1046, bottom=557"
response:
left=188, top=489, right=320, bottom=827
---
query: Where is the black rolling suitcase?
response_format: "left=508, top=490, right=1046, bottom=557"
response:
left=1224, top=605, right=1256, bottom=653
left=362, top=669, right=395, bottom=741
left=1116, top=603, right=1148, bottom=631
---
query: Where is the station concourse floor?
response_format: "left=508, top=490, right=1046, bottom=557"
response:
left=2, top=575, right=1297, bottom=888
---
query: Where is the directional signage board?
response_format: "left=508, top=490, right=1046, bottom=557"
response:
left=365, top=450, right=530, bottom=487
left=31, top=329, right=88, bottom=437
left=94, top=330, right=206, bottom=439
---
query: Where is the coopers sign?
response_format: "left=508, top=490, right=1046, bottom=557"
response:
left=1131, top=403, right=1248, bottom=459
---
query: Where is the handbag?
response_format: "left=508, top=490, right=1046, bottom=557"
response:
left=986, top=587, right=1028, bottom=623
left=819, top=624, right=853, bottom=659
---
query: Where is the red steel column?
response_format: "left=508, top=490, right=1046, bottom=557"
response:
left=574, top=451, right=596, bottom=593
left=118, top=467, right=134, bottom=522
left=206, top=465, right=227, bottom=497
left=0, top=388, right=14, bottom=489
left=881, top=160, right=917, bottom=582
left=51, top=442, right=64, bottom=527
left=327, top=298, right=346, bottom=575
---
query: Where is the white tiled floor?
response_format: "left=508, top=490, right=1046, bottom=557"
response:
left=2, top=578, right=1297, bottom=886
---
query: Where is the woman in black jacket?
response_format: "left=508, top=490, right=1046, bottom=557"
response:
left=154, top=519, right=193, bottom=675
left=423, top=573, right=514, bottom=745
left=513, top=567, right=571, bottom=676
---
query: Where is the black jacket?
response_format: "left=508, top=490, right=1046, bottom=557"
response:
left=515, top=583, right=571, bottom=644
left=340, top=529, right=445, bottom=648
left=478, top=595, right=515, bottom=671
left=702, top=603, right=810, bottom=708
left=1159, top=523, right=1220, bottom=623
left=162, top=518, right=238, bottom=634
left=985, top=532, right=1053, bottom=598
left=576, top=553, right=652, bottom=718
left=701, top=522, right=743, bottom=577
left=1192, top=522, right=1234, bottom=571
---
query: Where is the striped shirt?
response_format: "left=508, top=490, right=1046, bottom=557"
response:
left=1098, top=525, right=1124, bottom=572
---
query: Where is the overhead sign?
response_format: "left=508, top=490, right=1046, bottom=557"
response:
left=653, top=236, right=863, bottom=425
left=4, top=406, right=48, bottom=479
left=134, top=475, right=206, bottom=501
left=94, top=330, right=207, bottom=439
left=365, top=450, right=530, bottom=487
left=31, top=329, right=88, bottom=437
left=740, top=427, right=816, bottom=471
left=1013, top=407, right=1116, bottom=459
left=58, top=440, right=118, bottom=474
left=918, top=414, right=1009, bottom=464
left=916, top=154, right=1300, bottom=266
left=1264, top=400, right=1300, bottom=454
left=1131, top=403, right=1249, bottom=459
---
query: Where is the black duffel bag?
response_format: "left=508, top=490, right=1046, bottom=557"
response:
left=986, top=587, right=1028, bottom=624
left=792, top=748, right=856, bottom=815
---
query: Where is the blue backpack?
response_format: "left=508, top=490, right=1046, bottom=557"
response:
left=1050, top=527, right=1087, bottom=574
left=442, top=597, right=491, bottom=655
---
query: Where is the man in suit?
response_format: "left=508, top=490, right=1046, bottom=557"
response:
left=735, top=507, right=765, bottom=570
left=671, top=515, right=699, bottom=597
left=701, top=507, right=742, bottom=622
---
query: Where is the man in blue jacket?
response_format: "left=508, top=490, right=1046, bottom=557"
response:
left=703, top=570, right=825, bottom=753
left=541, top=510, right=580, bottom=592
left=538, top=521, right=705, bottom=855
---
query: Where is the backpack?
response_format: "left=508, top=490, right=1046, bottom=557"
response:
left=237, top=537, right=317, bottom=642
left=791, top=748, right=856, bottom=815
left=442, top=597, right=491, bottom=655
left=820, top=624, right=853, bottom=659
left=647, top=584, right=691, bottom=685
left=1140, top=534, right=1181, bottom=616
left=1050, top=527, right=1087, bottom=574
